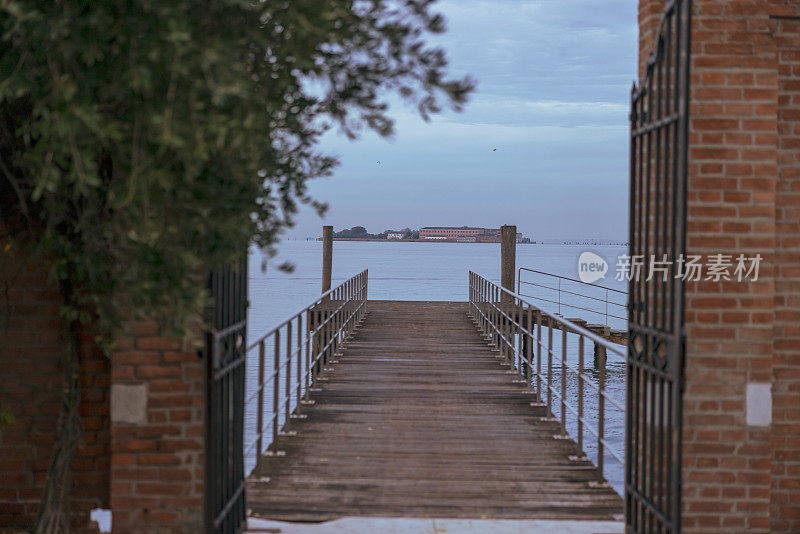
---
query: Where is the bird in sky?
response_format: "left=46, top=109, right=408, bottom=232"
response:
left=376, top=160, right=381, bottom=164
left=492, top=148, right=497, bottom=152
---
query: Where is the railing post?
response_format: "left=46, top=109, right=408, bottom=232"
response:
left=346, top=278, right=351, bottom=333
left=468, top=272, right=472, bottom=314
left=348, top=278, right=354, bottom=332
left=503, top=302, right=517, bottom=369
left=514, top=298, right=520, bottom=368
left=273, top=330, right=280, bottom=443
left=526, top=307, right=533, bottom=384
left=480, top=277, right=485, bottom=334
left=322, top=309, right=329, bottom=367
left=305, top=311, right=311, bottom=401
left=495, top=286, right=501, bottom=354
left=502, top=296, right=509, bottom=361
left=296, top=315, right=302, bottom=414
left=334, top=287, right=339, bottom=353
left=560, top=327, right=567, bottom=436
left=327, top=294, right=333, bottom=365
left=256, top=340, right=265, bottom=464
left=483, top=278, right=488, bottom=336
left=547, top=321, right=553, bottom=417
left=536, top=311, right=543, bottom=404
left=472, top=272, right=475, bottom=317
left=489, top=285, right=499, bottom=348
left=597, top=342, right=607, bottom=477
left=578, top=334, right=585, bottom=455
left=286, top=321, right=292, bottom=423
left=486, top=279, right=490, bottom=338
left=558, top=278, right=561, bottom=315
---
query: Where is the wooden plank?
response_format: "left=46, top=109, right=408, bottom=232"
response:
left=248, top=301, right=622, bottom=522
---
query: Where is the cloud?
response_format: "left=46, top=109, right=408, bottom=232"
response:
left=287, top=0, right=638, bottom=242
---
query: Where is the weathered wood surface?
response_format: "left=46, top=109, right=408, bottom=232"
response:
left=248, top=301, right=622, bottom=522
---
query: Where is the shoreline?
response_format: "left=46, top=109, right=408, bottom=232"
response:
left=309, top=239, right=627, bottom=245
left=321, top=238, right=533, bottom=243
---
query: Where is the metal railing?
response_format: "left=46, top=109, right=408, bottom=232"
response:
left=470, top=271, right=625, bottom=489
left=245, top=270, right=368, bottom=470
left=517, top=267, right=627, bottom=326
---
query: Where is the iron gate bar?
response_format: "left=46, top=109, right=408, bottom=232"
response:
left=627, top=0, right=691, bottom=532
left=206, top=257, right=248, bottom=534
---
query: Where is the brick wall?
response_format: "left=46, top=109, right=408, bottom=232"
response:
left=109, top=322, right=205, bottom=534
left=0, top=245, right=110, bottom=531
left=638, top=0, right=800, bottom=532
left=771, top=7, right=800, bottom=532
left=1, top=241, right=207, bottom=533
left=683, top=2, right=778, bottom=531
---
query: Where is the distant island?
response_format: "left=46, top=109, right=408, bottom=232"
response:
left=325, top=226, right=533, bottom=244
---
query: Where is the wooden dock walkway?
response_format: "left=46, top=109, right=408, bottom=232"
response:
left=247, top=301, right=622, bottom=522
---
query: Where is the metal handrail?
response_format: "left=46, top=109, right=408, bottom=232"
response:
left=514, top=289, right=628, bottom=323
left=245, top=270, right=368, bottom=471
left=469, top=271, right=624, bottom=491
left=519, top=280, right=627, bottom=308
left=518, top=267, right=626, bottom=294
left=517, top=267, right=627, bottom=326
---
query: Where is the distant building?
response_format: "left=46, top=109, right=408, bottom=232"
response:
left=386, top=232, right=405, bottom=240
left=420, top=226, right=523, bottom=243
left=419, top=226, right=484, bottom=240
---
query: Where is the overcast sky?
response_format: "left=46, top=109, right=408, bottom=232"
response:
left=285, top=0, right=638, bottom=242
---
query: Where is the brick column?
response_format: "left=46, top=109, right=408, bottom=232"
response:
left=638, top=0, right=800, bottom=532
left=770, top=6, right=800, bottom=533
left=682, top=1, right=778, bottom=531
left=109, top=321, right=205, bottom=533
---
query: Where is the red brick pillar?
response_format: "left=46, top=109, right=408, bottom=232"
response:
left=682, top=1, right=778, bottom=531
left=109, top=321, right=205, bottom=533
left=770, top=5, right=800, bottom=533
left=638, top=0, right=800, bottom=532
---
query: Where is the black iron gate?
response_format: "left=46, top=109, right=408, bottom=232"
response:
left=627, top=0, right=691, bottom=532
left=206, top=257, right=248, bottom=534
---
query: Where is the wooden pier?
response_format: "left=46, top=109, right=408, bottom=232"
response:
left=247, top=300, right=622, bottom=522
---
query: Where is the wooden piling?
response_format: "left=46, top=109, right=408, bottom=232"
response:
left=322, top=225, right=333, bottom=294
left=501, top=225, right=516, bottom=302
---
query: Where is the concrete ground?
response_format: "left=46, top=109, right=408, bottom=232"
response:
left=247, top=517, right=625, bottom=533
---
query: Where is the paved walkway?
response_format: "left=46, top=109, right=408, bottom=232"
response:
left=247, top=517, right=624, bottom=533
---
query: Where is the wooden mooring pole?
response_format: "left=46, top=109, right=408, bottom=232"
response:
left=500, top=225, right=517, bottom=359
left=312, top=226, right=334, bottom=378
left=501, top=225, right=516, bottom=301
left=322, top=225, right=333, bottom=294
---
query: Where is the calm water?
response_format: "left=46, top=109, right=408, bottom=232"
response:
left=245, top=241, right=628, bottom=494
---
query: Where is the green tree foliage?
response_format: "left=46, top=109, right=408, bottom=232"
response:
left=0, top=1, right=472, bottom=531
left=0, top=0, right=473, bottom=331
left=334, top=226, right=388, bottom=239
